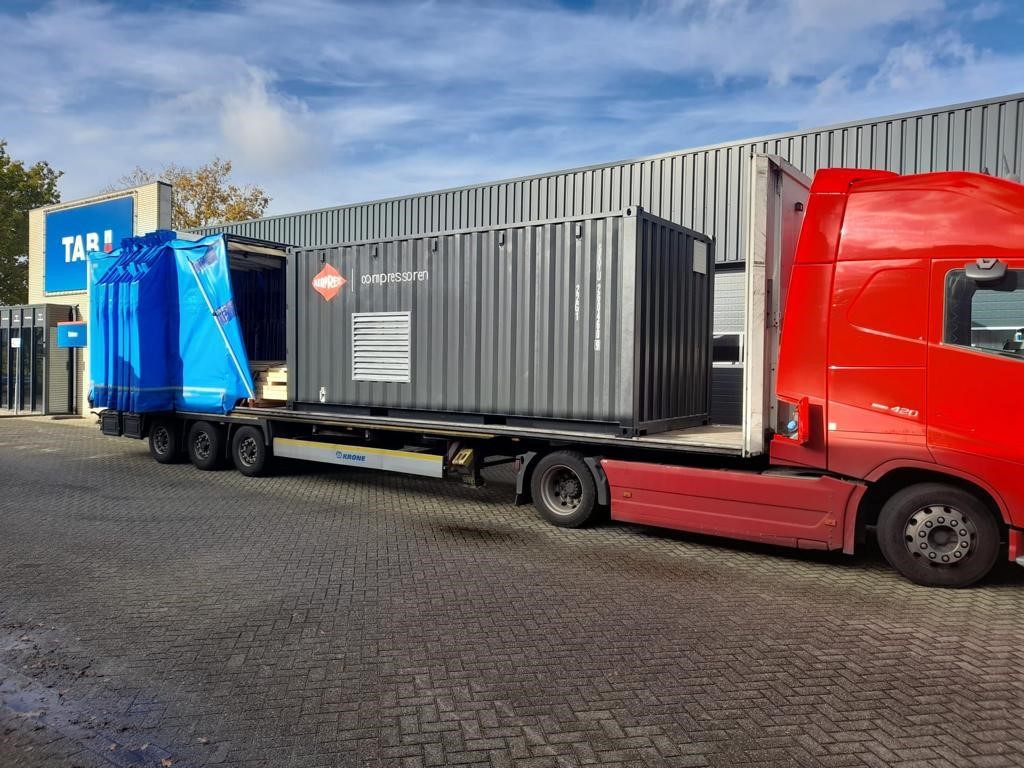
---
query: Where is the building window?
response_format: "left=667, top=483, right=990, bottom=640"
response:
left=944, top=268, right=1024, bottom=358
left=713, top=332, right=744, bottom=365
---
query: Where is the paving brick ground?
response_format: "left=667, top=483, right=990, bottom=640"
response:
left=0, top=416, right=1022, bottom=768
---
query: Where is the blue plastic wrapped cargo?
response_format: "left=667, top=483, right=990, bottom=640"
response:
left=88, top=231, right=258, bottom=415
left=173, top=236, right=256, bottom=413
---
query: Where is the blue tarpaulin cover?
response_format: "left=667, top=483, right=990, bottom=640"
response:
left=88, top=231, right=255, bottom=414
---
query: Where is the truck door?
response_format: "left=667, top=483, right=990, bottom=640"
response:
left=928, top=258, right=1024, bottom=473
left=742, top=155, right=811, bottom=456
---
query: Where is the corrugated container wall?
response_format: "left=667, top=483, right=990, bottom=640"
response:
left=287, top=208, right=713, bottom=436
left=194, top=94, right=1024, bottom=266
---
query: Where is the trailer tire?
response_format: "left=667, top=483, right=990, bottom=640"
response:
left=148, top=419, right=182, bottom=464
left=232, top=425, right=271, bottom=477
left=531, top=451, right=598, bottom=528
left=187, top=421, right=225, bottom=471
left=876, top=483, right=1000, bottom=588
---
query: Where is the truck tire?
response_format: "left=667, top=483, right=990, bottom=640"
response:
left=231, top=425, right=271, bottom=477
left=148, top=418, right=182, bottom=464
left=187, top=421, right=225, bottom=471
left=531, top=451, right=598, bottom=528
left=877, top=483, right=1000, bottom=588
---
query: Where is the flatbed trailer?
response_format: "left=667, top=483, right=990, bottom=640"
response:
left=97, top=154, right=1024, bottom=587
left=203, top=407, right=745, bottom=455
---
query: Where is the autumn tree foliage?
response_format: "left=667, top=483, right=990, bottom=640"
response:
left=0, top=140, right=62, bottom=305
left=112, top=158, right=270, bottom=229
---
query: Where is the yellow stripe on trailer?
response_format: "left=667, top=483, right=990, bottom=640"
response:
left=273, top=437, right=444, bottom=478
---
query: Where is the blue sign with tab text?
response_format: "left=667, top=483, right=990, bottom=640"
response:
left=45, top=197, right=134, bottom=293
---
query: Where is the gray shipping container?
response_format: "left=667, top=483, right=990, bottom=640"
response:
left=287, top=207, right=713, bottom=436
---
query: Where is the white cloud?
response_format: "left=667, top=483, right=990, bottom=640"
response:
left=219, top=70, right=320, bottom=172
left=869, top=33, right=975, bottom=92
left=970, top=1, right=1005, bottom=21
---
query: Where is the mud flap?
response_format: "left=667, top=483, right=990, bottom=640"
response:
left=514, top=451, right=538, bottom=505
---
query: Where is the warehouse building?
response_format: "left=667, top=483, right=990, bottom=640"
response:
left=12, top=92, right=1024, bottom=418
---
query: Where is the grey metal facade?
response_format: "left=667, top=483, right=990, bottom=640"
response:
left=712, top=269, right=746, bottom=334
left=197, top=93, right=1024, bottom=266
left=287, top=208, right=712, bottom=435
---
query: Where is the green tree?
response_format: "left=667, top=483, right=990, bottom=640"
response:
left=111, top=158, right=270, bottom=229
left=0, top=140, right=62, bottom=305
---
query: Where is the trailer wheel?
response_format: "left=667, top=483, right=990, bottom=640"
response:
left=531, top=451, right=598, bottom=528
left=232, top=425, right=270, bottom=477
left=187, top=421, right=225, bottom=471
left=148, top=419, right=182, bottom=464
left=876, top=483, right=1000, bottom=588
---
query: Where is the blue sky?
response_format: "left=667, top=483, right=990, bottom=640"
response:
left=1, top=0, right=1022, bottom=216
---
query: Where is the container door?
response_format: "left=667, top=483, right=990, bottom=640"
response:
left=0, top=325, right=8, bottom=410
left=33, top=324, right=45, bottom=411
left=741, top=155, right=811, bottom=456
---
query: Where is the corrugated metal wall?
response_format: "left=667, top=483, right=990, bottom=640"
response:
left=712, top=270, right=746, bottom=333
left=634, top=215, right=712, bottom=429
left=196, top=93, right=1024, bottom=265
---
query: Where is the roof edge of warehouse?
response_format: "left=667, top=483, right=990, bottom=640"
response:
left=194, top=90, right=1024, bottom=232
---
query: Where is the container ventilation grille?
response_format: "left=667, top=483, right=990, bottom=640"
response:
left=351, top=311, right=412, bottom=383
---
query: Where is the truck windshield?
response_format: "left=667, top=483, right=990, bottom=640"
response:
left=944, top=269, right=1024, bottom=359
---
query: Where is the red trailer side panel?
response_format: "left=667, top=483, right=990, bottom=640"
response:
left=602, top=460, right=861, bottom=551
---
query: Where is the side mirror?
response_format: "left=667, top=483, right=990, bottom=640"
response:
left=965, top=258, right=1007, bottom=282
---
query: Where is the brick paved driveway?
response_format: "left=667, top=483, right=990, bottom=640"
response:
left=1, top=417, right=1022, bottom=768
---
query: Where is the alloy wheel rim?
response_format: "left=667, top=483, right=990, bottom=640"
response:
left=194, top=432, right=212, bottom=460
left=239, top=436, right=259, bottom=467
left=539, top=465, right=583, bottom=515
left=903, top=504, right=976, bottom=566
left=153, top=427, right=170, bottom=455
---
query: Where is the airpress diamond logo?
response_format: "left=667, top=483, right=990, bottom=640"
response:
left=312, top=263, right=347, bottom=301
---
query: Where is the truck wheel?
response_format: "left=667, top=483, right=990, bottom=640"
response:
left=877, top=483, right=1000, bottom=588
left=231, top=425, right=271, bottom=477
left=531, top=451, right=598, bottom=528
left=148, top=419, right=182, bottom=464
left=187, top=421, right=225, bottom=471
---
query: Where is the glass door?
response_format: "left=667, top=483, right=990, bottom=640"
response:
left=0, top=326, right=8, bottom=410
left=18, top=328, right=32, bottom=412
left=33, top=326, right=44, bottom=411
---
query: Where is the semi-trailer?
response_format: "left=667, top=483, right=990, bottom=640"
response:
left=93, top=154, right=1024, bottom=588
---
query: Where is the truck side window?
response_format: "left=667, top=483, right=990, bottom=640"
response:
left=944, top=269, right=1024, bottom=358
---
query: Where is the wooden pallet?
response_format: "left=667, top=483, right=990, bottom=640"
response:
left=249, top=362, right=287, bottom=404
left=263, top=368, right=287, bottom=385
left=256, top=383, right=287, bottom=400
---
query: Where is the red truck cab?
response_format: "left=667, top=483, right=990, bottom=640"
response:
left=606, top=164, right=1024, bottom=587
